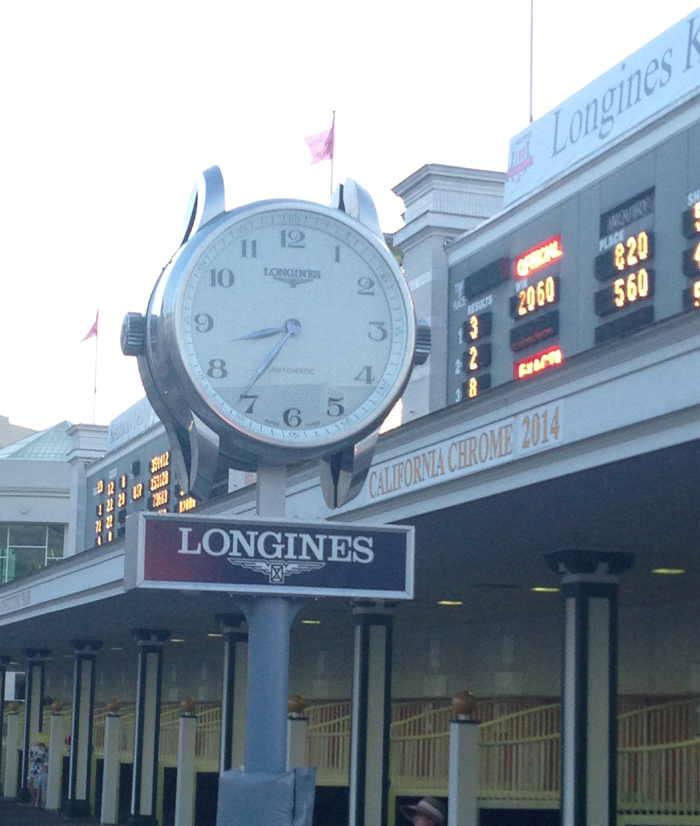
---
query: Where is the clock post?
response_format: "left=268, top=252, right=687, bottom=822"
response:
left=122, top=166, right=427, bottom=826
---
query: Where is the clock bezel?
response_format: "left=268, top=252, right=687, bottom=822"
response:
left=151, top=197, right=417, bottom=463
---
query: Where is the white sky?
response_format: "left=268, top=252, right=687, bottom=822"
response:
left=1, top=1, right=699, bottom=432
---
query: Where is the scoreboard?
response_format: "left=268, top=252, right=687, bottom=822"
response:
left=86, top=433, right=198, bottom=550
left=447, top=117, right=700, bottom=406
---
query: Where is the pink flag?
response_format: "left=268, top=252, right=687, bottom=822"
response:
left=305, top=114, right=335, bottom=165
left=81, top=311, right=99, bottom=342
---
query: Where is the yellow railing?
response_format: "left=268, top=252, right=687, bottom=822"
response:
left=306, top=702, right=351, bottom=786
left=4, top=694, right=700, bottom=819
left=618, top=738, right=700, bottom=818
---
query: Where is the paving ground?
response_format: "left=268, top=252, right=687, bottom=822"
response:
left=0, top=797, right=99, bottom=826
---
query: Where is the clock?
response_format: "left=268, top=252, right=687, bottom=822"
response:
left=122, top=167, right=429, bottom=507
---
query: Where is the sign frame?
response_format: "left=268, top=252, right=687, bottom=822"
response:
left=124, top=511, right=415, bottom=600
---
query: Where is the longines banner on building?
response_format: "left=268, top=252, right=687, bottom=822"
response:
left=124, top=513, right=414, bottom=599
left=505, top=10, right=700, bottom=205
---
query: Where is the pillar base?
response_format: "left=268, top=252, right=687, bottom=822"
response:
left=65, top=798, right=92, bottom=818
left=128, top=816, right=159, bottom=826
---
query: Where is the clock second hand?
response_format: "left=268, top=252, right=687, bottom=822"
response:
left=241, top=318, right=301, bottom=395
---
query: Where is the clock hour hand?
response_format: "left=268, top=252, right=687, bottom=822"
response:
left=235, top=325, right=288, bottom=341
left=242, top=318, right=301, bottom=394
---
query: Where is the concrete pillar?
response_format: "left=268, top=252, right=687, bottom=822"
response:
left=237, top=597, right=303, bottom=775
left=349, top=602, right=395, bottom=826
left=0, top=656, right=7, bottom=784
left=287, top=713, right=308, bottom=769
left=174, top=706, right=197, bottom=826
left=215, top=613, right=248, bottom=773
left=66, top=640, right=102, bottom=817
left=66, top=424, right=109, bottom=556
left=545, top=549, right=634, bottom=826
left=448, top=719, right=479, bottom=826
left=21, top=648, right=50, bottom=802
left=3, top=704, right=21, bottom=798
left=101, top=706, right=121, bottom=825
left=46, top=705, right=65, bottom=811
left=130, top=628, right=170, bottom=826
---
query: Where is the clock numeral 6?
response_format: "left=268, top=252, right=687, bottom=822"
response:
left=210, top=268, right=234, bottom=288
left=195, top=313, right=213, bottom=333
left=368, top=322, right=388, bottom=341
left=283, top=407, right=302, bottom=427
left=207, top=359, right=227, bottom=378
left=327, top=397, right=345, bottom=417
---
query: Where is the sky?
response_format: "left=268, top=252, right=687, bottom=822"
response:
left=1, top=1, right=699, bottom=432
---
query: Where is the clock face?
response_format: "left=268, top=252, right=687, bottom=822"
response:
left=170, top=201, right=414, bottom=452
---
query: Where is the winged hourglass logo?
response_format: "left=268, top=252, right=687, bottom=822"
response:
left=227, top=557, right=325, bottom=584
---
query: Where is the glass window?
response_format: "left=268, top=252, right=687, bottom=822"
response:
left=0, top=523, right=65, bottom=585
left=8, top=524, right=46, bottom=547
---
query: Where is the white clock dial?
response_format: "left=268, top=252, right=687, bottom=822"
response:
left=173, top=203, right=413, bottom=449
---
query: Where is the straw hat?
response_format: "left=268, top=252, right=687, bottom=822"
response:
left=399, top=796, right=446, bottom=824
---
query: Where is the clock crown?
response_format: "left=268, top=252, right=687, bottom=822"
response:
left=413, top=320, right=431, bottom=366
left=121, top=312, right=146, bottom=357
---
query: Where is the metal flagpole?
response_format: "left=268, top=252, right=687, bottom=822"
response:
left=92, top=319, right=99, bottom=424
left=529, top=0, right=534, bottom=122
left=330, top=109, right=335, bottom=197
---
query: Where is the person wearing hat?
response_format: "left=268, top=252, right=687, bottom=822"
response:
left=400, top=796, right=447, bottom=826
left=27, top=732, right=49, bottom=808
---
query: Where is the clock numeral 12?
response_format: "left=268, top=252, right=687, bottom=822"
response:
left=280, top=230, right=305, bottom=248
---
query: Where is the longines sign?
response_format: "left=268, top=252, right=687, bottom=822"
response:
left=504, top=10, right=700, bottom=205
left=124, top=513, right=414, bottom=599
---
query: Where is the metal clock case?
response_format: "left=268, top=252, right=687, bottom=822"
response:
left=122, top=167, right=429, bottom=508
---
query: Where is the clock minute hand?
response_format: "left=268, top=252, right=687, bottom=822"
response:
left=242, top=318, right=301, bottom=394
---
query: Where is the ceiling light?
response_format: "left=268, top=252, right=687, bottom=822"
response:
left=171, top=638, right=185, bottom=643
left=532, top=586, right=560, bottom=593
left=438, top=600, right=463, bottom=606
left=207, top=633, right=223, bottom=638
left=302, top=620, right=321, bottom=625
left=109, top=646, right=123, bottom=651
left=653, top=567, right=685, bottom=575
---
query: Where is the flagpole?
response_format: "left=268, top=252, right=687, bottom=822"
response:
left=92, top=322, right=99, bottom=424
left=529, top=0, right=534, bottom=122
left=330, top=109, right=335, bottom=197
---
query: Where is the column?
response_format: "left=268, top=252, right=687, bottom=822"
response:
left=130, top=629, right=170, bottom=826
left=101, top=702, right=122, bottom=825
left=21, top=648, right=50, bottom=802
left=448, top=721, right=479, bottom=826
left=0, top=656, right=7, bottom=784
left=66, top=640, right=102, bottom=817
left=349, top=603, right=395, bottom=826
left=287, top=696, right=309, bottom=769
left=46, top=702, right=65, bottom=811
left=174, top=701, right=197, bottom=826
left=544, top=549, right=634, bottom=826
left=215, top=613, right=248, bottom=773
left=3, top=702, right=21, bottom=798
